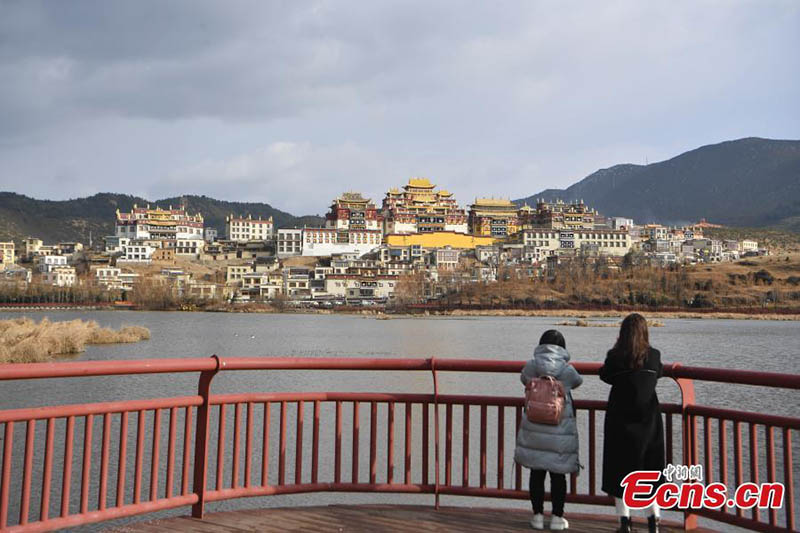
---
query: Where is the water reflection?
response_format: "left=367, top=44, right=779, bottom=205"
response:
left=0, top=311, right=797, bottom=531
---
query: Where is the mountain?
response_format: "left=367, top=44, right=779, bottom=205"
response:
left=516, top=138, right=800, bottom=231
left=0, top=192, right=323, bottom=244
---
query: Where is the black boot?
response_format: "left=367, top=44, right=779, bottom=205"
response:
left=617, top=516, right=632, bottom=533
left=647, top=515, right=660, bottom=532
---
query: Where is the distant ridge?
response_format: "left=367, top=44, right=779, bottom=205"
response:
left=2, top=137, right=798, bottom=244
left=516, top=137, right=800, bottom=231
left=0, top=192, right=323, bottom=244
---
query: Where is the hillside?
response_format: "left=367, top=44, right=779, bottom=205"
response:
left=0, top=193, right=323, bottom=244
left=516, top=138, right=800, bottom=230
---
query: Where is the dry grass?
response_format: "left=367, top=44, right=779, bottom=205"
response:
left=0, top=317, right=150, bottom=364
left=408, top=252, right=800, bottom=315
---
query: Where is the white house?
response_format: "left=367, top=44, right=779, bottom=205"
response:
left=277, top=229, right=303, bottom=258
left=119, top=244, right=155, bottom=263
left=43, top=266, right=76, bottom=287
left=301, top=228, right=382, bottom=257
left=37, top=255, right=68, bottom=273
left=226, top=215, right=274, bottom=242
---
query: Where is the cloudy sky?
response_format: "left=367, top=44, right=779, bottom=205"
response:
left=1, top=1, right=798, bottom=215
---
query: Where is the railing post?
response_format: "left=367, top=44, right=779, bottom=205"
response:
left=675, top=374, right=698, bottom=531
left=429, top=357, right=441, bottom=510
left=191, top=355, right=222, bottom=518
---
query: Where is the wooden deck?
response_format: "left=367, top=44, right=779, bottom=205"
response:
left=109, top=504, right=714, bottom=532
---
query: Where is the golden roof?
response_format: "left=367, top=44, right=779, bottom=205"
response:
left=472, top=198, right=515, bottom=207
left=437, top=190, right=452, bottom=197
left=406, top=177, right=434, bottom=189
left=337, top=192, right=370, bottom=203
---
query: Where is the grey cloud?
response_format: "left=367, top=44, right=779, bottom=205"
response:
left=0, top=1, right=797, bottom=212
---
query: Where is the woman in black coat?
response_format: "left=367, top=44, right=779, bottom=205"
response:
left=600, top=313, right=665, bottom=533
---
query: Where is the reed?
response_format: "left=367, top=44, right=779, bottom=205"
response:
left=0, top=317, right=150, bottom=364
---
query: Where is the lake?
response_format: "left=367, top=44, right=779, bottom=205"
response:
left=1, top=311, right=798, bottom=531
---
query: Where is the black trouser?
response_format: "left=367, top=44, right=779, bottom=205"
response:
left=529, top=469, right=566, bottom=517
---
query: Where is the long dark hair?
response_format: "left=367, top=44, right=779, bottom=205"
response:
left=613, top=313, right=650, bottom=369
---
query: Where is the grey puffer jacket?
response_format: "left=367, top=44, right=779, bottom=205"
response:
left=514, top=344, right=583, bottom=474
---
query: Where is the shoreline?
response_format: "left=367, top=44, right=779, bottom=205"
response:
left=0, top=304, right=798, bottom=321
left=438, top=308, right=800, bottom=321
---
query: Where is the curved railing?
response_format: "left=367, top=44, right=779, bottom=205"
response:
left=0, top=357, right=797, bottom=533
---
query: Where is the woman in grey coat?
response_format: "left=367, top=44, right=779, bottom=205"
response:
left=514, top=330, right=583, bottom=531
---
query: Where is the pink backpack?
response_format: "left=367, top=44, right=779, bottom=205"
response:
left=524, top=375, right=565, bottom=425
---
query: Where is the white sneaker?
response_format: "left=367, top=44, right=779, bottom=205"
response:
left=550, top=515, right=569, bottom=530
left=529, top=513, right=544, bottom=529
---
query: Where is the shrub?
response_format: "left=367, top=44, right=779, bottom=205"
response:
left=753, top=269, right=774, bottom=285
left=690, top=293, right=715, bottom=308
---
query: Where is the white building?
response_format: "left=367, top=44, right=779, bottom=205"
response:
left=226, top=215, right=274, bottom=242
left=379, top=244, right=425, bottom=266
left=644, top=224, right=668, bottom=241
left=433, top=247, right=460, bottom=270
left=283, top=267, right=311, bottom=298
left=187, top=281, right=218, bottom=300
left=43, top=266, right=76, bottom=287
left=37, top=255, right=68, bottom=273
left=475, top=245, right=501, bottom=263
left=119, top=244, right=155, bottom=263
left=609, top=217, right=634, bottom=230
left=741, top=240, right=758, bottom=253
left=94, top=266, right=123, bottom=290
left=24, top=238, right=43, bottom=259
left=277, top=229, right=303, bottom=257
left=653, top=252, right=677, bottom=266
left=118, top=272, right=140, bottom=291
left=204, top=228, right=218, bottom=243
left=241, top=272, right=265, bottom=292
left=104, top=236, right=130, bottom=254
left=323, top=275, right=397, bottom=300
left=301, top=228, right=382, bottom=257
left=226, top=264, right=251, bottom=284
left=261, top=272, right=284, bottom=299
left=175, top=238, right=204, bottom=257
left=0, top=242, right=15, bottom=266
left=522, top=229, right=632, bottom=257
left=237, top=272, right=282, bottom=300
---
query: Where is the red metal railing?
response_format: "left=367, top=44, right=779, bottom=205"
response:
left=0, top=357, right=797, bottom=532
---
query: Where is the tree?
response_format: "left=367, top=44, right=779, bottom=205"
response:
left=392, top=271, right=427, bottom=309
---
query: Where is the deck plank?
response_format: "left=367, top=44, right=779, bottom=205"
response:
left=107, top=504, right=712, bottom=532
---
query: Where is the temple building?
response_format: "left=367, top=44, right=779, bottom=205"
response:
left=301, top=192, right=383, bottom=257
left=382, top=178, right=468, bottom=234
left=115, top=204, right=205, bottom=257
left=468, top=198, right=522, bottom=237
left=528, top=199, right=596, bottom=230
left=116, top=205, right=204, bottom=241
left=326, top=192, right=382, bottom=231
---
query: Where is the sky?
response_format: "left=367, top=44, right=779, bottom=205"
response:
left=0, top=1, right=798, bottom=216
